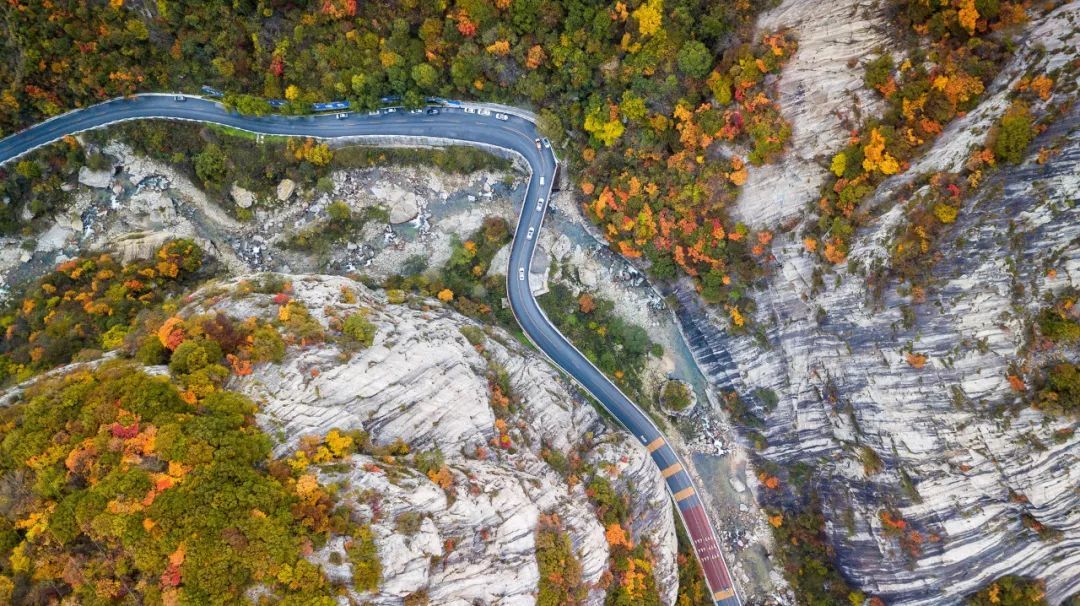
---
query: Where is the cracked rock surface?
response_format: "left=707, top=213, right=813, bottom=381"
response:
left=183, top=274, right=679, bottom=605
left=681, top=2, right=1080, bottom=604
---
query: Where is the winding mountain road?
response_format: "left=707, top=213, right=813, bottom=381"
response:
left=0, top=94, right=741, bottom=606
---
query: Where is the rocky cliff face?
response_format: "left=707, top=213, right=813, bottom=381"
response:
left=675, top=2, right=1080, bottom=604
left=180, top=274, right=679, bottom=605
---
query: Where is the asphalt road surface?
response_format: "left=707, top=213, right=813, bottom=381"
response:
left=0, top=94, right=742, bottom=606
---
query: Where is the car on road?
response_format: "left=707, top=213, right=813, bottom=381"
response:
left=464, top=107, right=477, bottom=114
left=526, top=227, right=534, bottom=240
left=367, top=110, right=379, bottom=116
left=534, top=138, right=541, bottom=149
left=495, top=113, right=509, bottom=121
left=174, top=95, right=185, bottom=102
left=539, top=176, right=545, bottom=186
left=336, top=112, right=349, bottom=119
left=542, top=138, right=551, bottom=148
left=536, top=197, right=544, bottom=211
left=518, top=268, right=525, bottom=281
left=409, top=109, right=423, bottom=114
left=426, top=108, right=439, bottom=115
left=478, top=108, right=492, bottom=117
left=383, top=107, right=397, bottom=113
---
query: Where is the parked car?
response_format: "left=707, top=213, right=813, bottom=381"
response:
left=526, top=227, right=535, bottom=240
left=336, top=112, right=349, bottom=119
left=518, top=268, right=525, bottom=281
left=478, top=108, right=492, bottom=117
left=495, top=113, right=509, bottom=121
left=174, top=95, right=185, bottom=102
left=426, top=108, right=439, bottom=115
left=383, top=107, right=397, bottom=113
left=542, top=138, right=551, bottom=149
left=464, top=107, right=477, bottom=114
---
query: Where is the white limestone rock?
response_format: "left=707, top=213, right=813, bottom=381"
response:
left=180, top=274, right=680, bottom=605
left=277, top=178, right=297, bottom=202
left=370, top=182, right=421, bottom=224
left=677, top=5, right=1080, bottom=604
left=736, top=0, right=891, bottom=229
left=78, top=165, right=112, bottom=188
left=230, top=183, right=256, bottom=209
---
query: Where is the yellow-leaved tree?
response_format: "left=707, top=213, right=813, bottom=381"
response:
left=862, top=128, right=900, bottom=175
left=632, top=0, right=663, bottom=37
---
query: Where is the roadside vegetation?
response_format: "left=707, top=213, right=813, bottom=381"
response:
left=382, top=215, right=516, bottom=328
left=539, top=283, right=662, bottom=403
left=380, top=214, right=663, bottom=399
left=0, top=138, right=89, bottom=236
left=673, top=522, right=715, bottom=606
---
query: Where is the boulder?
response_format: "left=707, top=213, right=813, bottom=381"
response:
left=388, top=194, right=420, bottom=224
left=551, top=233, right=573, bottom=261
left=78, top=166, right=112, bottom=189
left=277, top=178, right=297, bottom=202
left=230, top=183, right=256, bottom=209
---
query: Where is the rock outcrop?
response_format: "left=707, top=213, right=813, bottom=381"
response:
left=681, top=3, right=1080, bottom=604
left=182, top=274, right=680, bottom=605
